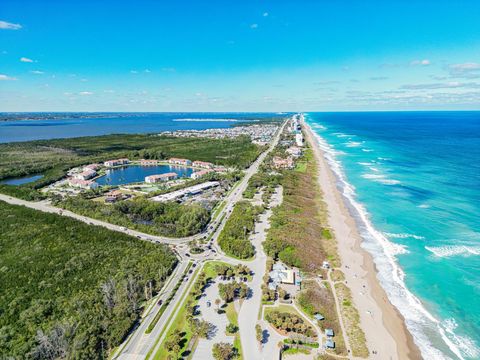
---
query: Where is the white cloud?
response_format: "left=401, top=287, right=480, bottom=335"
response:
left=130, top=70, right=138, bottom=74
left=410, top=59, right=431, bottom=66
left=79, top=91, right=93, bottom=96
left=30, top=70, right=44, bottom=74
left=20, top=57, right=35, bottom=63
left=263, top=12, right=269, bottom=17
left=400, top=81, right=480, bottom=90
left=0, top=20, right=22, bottom=30
left=0, top=74, right=17, bottom=81
left=448, top=62, right=480, bottom=78
left=144, top=69, right=151, bottom=73
left=450, top=62, right=480, bottom=71
left=250, top=23, right=258, bottom=29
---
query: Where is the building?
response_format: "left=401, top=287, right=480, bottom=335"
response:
left=295, top=133, right=304, bottom=147
left=286, top=146, right=302, bottom=157
left=145, top=172, right=178, bottom=183
left=325, top=340, right=335, bottom=349
left=325, top=329, right=335, bottom=337
left=314, top=313, right=325, bottom=321
left=151, top=181, right=220, bottom=202
left=104, top=158, right=130, bottom=167
left=105, top=190, right=123, bottom=203
left=168, top=158, right=192, bottom=166
left=272, top=156, right=294, bottom=170
left=74, top=169, right=97, bottom=180
left=192, top=160, right=214, bottom=169
left=191, top=169, right=213, bottom=180
left=269, top=262, right=296, bottom=290
left=214, top=165, right=228, bottom=173
left=140, top=159, right=159, bottom=166
left=84, top=163, right=101, bottom=171
left=68, top=178, right=99, bottom=190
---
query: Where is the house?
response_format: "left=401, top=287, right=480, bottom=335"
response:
left=145, top=172, right=178, bottom=183
left=140, top=159, right=159, bottom=166
left=105, top=190, right=123, bottom=203
left=325, top=329, right=334, bottom=337
left=104, top=158, right=130, bottom=167
left=269, top=262, right=296, bottom=289
left=272, top=156, right=294, bottom=170
left=191, top=169, right=213, bottom=180
left=168, top=158, right=192, bottom=166
left=192, top=160, right=214, bottom=169
left=214, top=165, right=228, bottom=173
left=68, top=178, right=99, bottom=190
left=74, top=169, right=96, bottom=180
left=295, top=133, right=304, bottom=147
left=322, top=260, right=330, bottom=269
left=286, top=146, right=302, bottom=157
left=325, top=339, right=335, bottom=349
left=314, top=313, right=325, bottom=321
left=84, top=163, right=101, bottom=171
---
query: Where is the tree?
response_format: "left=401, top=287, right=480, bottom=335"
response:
left=197, top=320, right=213, bottom=339
left=212, top=342, right=236, bottom=360
left=215, top=298, right=221, bottom=312
left=226, top=323, right=238, bottom=334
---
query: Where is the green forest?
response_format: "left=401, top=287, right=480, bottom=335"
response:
left=0, top=201, right=177, bottom=359
left=57, top=197, right=210, bottom=237
left=0, top=134, right=261, bottom=200
left=217, top=201, right=260, bottom=259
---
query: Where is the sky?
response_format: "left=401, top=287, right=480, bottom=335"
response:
left=1, top=0, right=480, bottom=112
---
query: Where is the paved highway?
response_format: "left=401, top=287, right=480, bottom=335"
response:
left=0, top=118, right=289, bottom=360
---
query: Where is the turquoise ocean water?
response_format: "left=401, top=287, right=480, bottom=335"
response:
left=306, top=112, right=480, bottom=360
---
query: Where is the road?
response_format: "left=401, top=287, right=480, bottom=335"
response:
left=0, top=119, right=287, bottom=249
left=0, top=118, right=289, bottom=360
left=116, top=119, right=288, bottom=359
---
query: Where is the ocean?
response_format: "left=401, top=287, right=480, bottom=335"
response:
left=306, top=112, right=480, bottom=360
left=0, top=112, right=279, bottom=143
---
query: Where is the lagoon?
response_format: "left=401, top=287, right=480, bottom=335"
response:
left=95, top=165, right=194, bottom=186
left=0, top=175, right=44, bottom=185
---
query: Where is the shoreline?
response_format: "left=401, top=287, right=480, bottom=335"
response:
left=302, top=118, right=422, bottom=359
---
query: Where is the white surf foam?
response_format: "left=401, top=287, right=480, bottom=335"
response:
left=306, top=121, right=471, bottom=360
left=362, top=148, right=374, bottom=152
left=361, top=173, right=401, bottom=185
left=385, top=232, right=425, bottom=240
left=345, top=141, right=363, bottom=147
left=425, top=245, right=480, bottom=258
left=333, top=132, right=353, bottom=138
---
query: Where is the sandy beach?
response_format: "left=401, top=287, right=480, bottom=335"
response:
left=302, top=118, right=422, bottom=360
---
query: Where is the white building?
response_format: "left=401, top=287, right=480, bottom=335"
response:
left=68, top=178, right=99, bottom=190
left=286, top=146, right=302, bottom=157
left=145, top=172, right=178, bottom=183
left=168, top=158, right=192, bottom=166
left=295, top=133, right=304, bottom=147
left=192, top=160, right=214, bottom=169
left=104, top=158, right=130, bottom=167
left=74, top=169, right=97, bottom=180
left=191, top=169, right=214, bottom=180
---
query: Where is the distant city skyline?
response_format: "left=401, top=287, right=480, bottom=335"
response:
left=1, top=0, right=480, bottom=111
